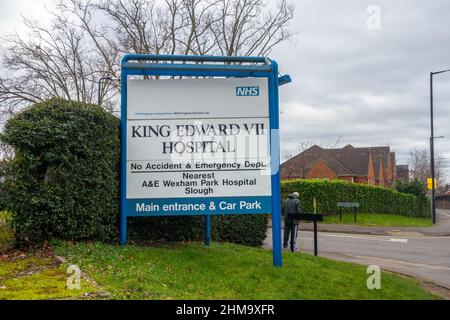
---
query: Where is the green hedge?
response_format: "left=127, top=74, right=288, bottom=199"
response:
left=0, top=98, right=268, bottom=247
left=128, top=214, right=268, bottom=247
left=281, top=179, right=430, bottom=217
left=1, top=98, right=121, bottom=245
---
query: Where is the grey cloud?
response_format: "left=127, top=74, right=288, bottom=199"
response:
left=1, top=0, right=449, bottom=178
left=273, top=0, right=450, bottom=177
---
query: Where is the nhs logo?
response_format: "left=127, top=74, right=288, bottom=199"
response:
left=236, top=86, right=259, bottom=96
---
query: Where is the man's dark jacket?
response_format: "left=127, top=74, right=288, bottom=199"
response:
left=282, top=194, right=303, bottom=224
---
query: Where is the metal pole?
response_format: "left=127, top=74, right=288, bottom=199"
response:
left=120, top=73, right=127, bottom=245
left=430, top=73, right=436, bottom=224
left=313, top=221, right=318, bottom=256
left=270, top=61, right=283, bottom=267
left=204, top=214, right=211, bottom=246
left=290, top=220, right=295, bottom=252
left=429, top=69, right=450, bottom=224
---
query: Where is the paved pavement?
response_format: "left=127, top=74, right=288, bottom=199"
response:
left=263, top=210, right=450, bottom=296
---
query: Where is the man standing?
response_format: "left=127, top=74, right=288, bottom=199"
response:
left=282, top=191, right=303, bottom=250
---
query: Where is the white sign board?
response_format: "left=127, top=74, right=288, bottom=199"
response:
left=125, top=78, right=272, bottom=216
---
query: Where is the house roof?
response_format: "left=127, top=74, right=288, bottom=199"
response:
left=281, top=144, right=394, bottom=179
left=281, top=145, right=352, bottom=178
left=327, top=146, right=371, bottom=176
left=445, top=185, right=450, bottom=196
left=396, top=164, right=409, bottom=180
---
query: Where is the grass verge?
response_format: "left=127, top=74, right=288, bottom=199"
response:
left=323, top=213, right=432, bottom=227
left=0, top=249, right=103, bottom=300
left=52, top=241, right=439, bottom=300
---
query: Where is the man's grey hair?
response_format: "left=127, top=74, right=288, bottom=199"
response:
left=292, top=192, right=299, bottom=198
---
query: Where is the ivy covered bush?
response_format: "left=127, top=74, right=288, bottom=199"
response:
left=1, top=98, right=121, bottom=245
left=281, top=179, right=430, bottom=217
left=0, top=98, right=268, bottom=246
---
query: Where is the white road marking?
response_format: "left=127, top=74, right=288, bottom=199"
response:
left=440, top=212, right=450, bottom=218
left=296, top=230, right=450, bottom=240
left=341, top=254, right=450, bottom=271
left=316, top=253, right=450, bottom=289
left=308, top=232, right=396, bottom=242
left=389, top=238, right=408, bottom=243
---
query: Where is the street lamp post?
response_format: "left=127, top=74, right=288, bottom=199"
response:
left=430, top=69, right=450, bottom=224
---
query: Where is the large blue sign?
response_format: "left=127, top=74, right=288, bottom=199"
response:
left=120, top=55, right=288, bottom=267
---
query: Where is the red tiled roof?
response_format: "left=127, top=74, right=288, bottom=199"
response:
left=281, top=144, right=393, bottom=179
left=281, top=145, right=352, bottom=178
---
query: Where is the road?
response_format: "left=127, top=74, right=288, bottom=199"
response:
left=263, top=212, right=450, bottom=292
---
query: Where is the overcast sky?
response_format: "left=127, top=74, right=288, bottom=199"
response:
left=272, top=0, right=450, bottom=179
left=1, top=0, right=450, bottom=179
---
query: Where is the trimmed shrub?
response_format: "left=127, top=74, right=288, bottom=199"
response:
left=128, top=214, right=268, bottom=247
left=210, top=214, right=268, bottom=247
left=1, top=98, right=121, bottom=245
left=394, top=179, right=428, bottom=198
left=281, top=179, right=430, bottom=217
left=1, top=98, right=268, bottom=247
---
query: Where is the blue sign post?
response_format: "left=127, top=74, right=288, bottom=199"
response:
left=120, top=54, right=290, bottom=267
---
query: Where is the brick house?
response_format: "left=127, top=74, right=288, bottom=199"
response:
left=396, top=165, right=410, bottom=181
left=436, top=185, right=450, bottom=209
left=280, top=144, right=402, bottom=188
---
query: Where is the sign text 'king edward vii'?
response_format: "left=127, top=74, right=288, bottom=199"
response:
left=126, top=78, right=271, bottom=216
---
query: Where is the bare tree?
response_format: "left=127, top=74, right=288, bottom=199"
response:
left=0, top=0, right=295, bottom=125
left=281, top=139, right=310, bottom=163
left=0, top=3, right=120, bottom=114
left=409, top=147, right=445, bottom=186
left=322, top=136, right=341, bottom=149
left=281, top=137, right=344, bottom=179
left=211, top=0, right=295, bottom=56
left=296, top=139, right=313, bottom=153
left=281, top=137, right=341, bottom=162
left=96, top=0, right=295, bottom=56
left=281, top=149, right=293, bottom=163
